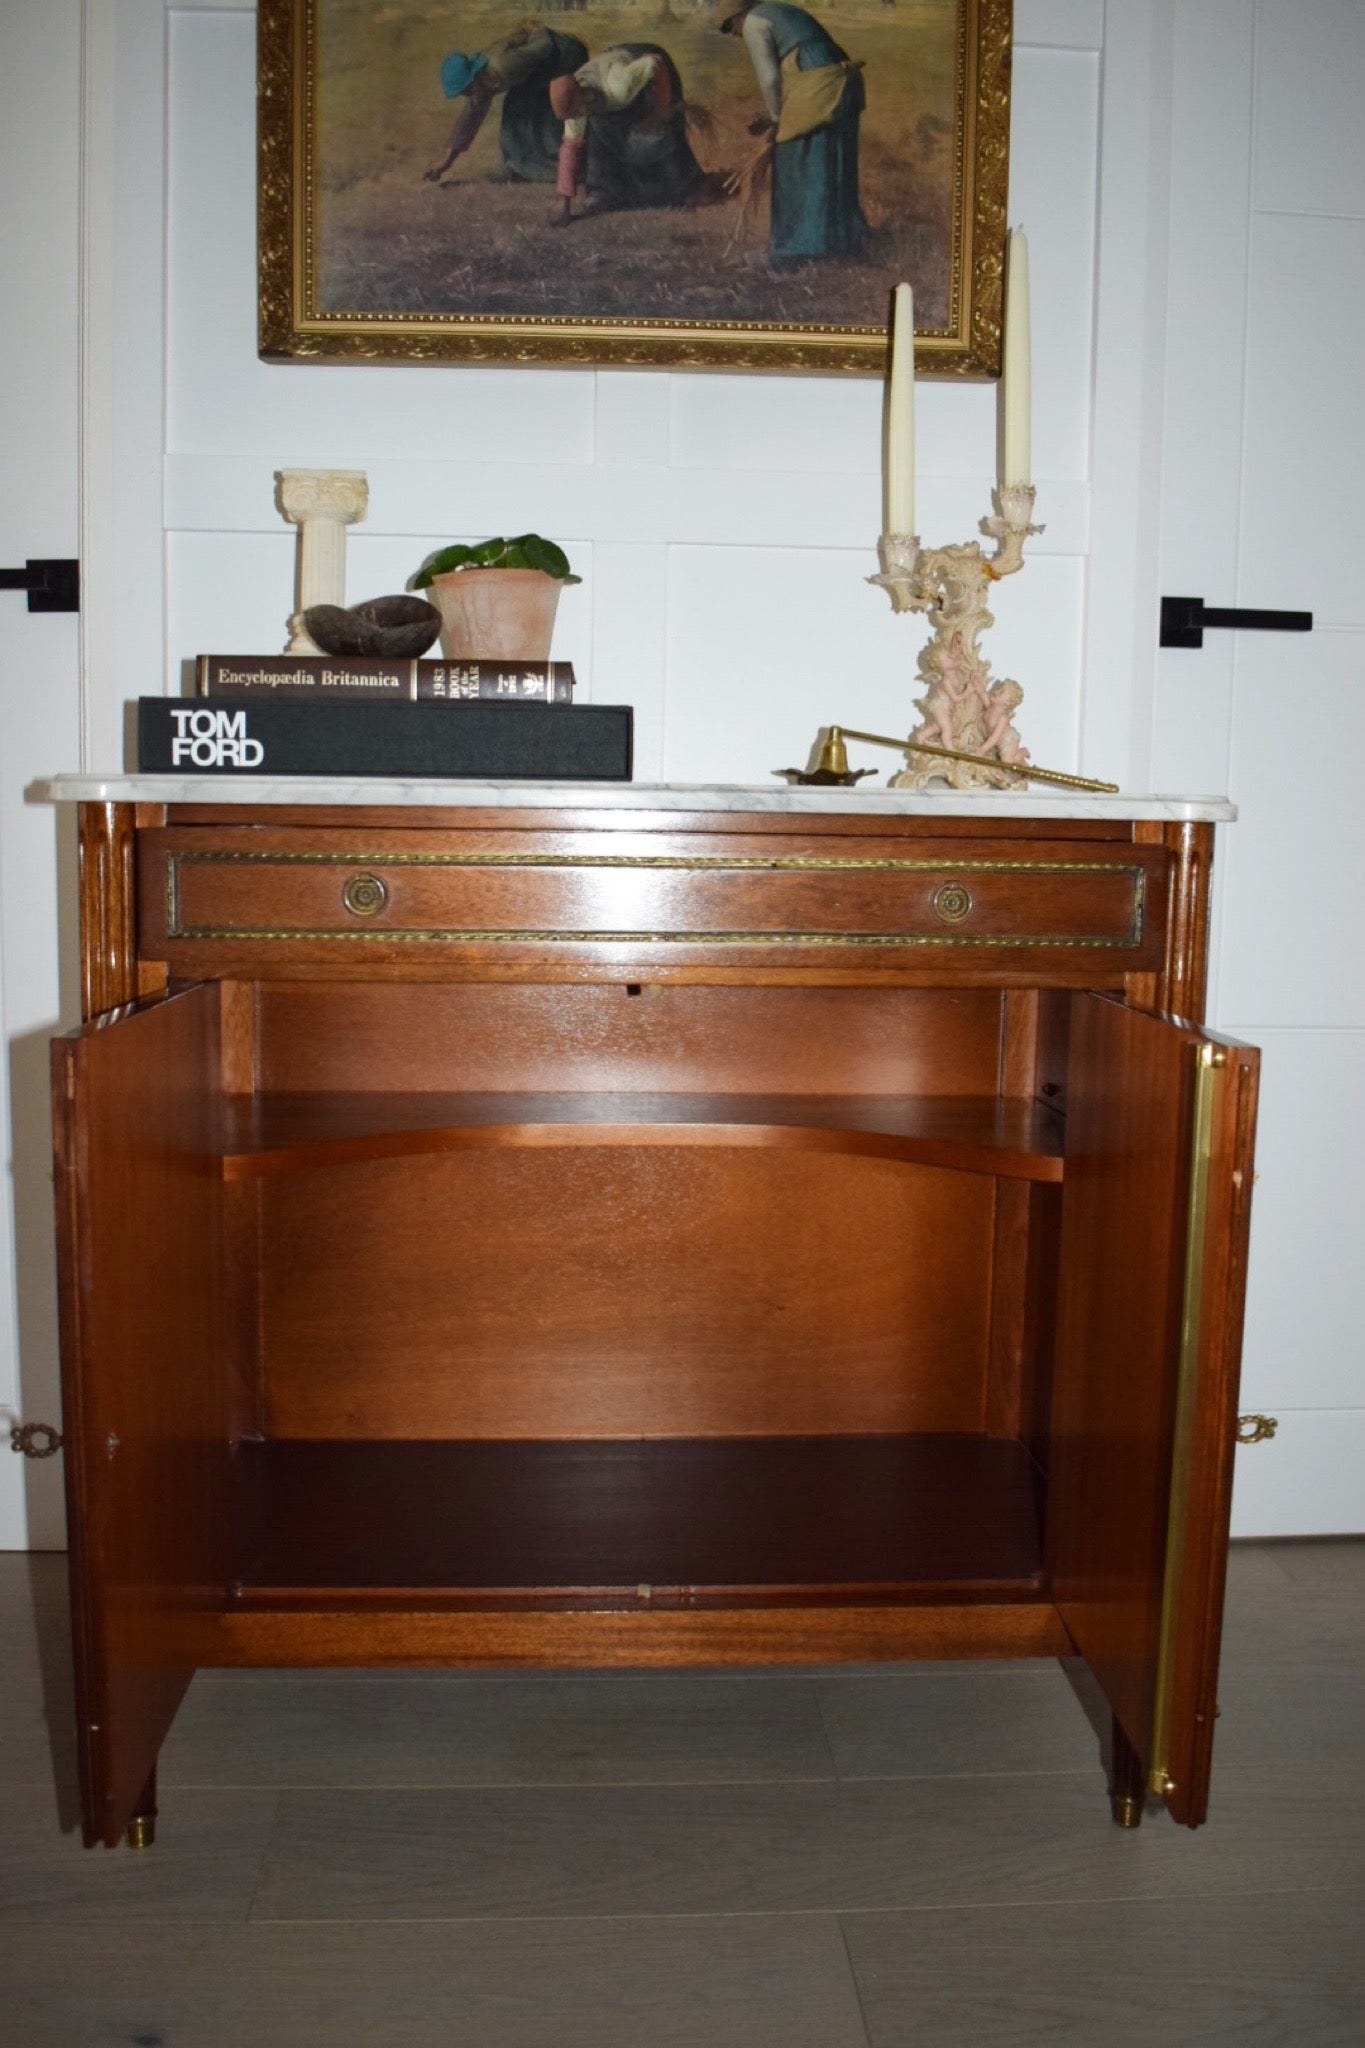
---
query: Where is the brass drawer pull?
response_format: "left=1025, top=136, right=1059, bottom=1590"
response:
left=342, top=873, right=388, bottom=918
left=1236, top=1414, right=1278, bottom=1444
left=930, top=880, right=974, bottom=924
left=10, top=1422, right=63, bottom=1459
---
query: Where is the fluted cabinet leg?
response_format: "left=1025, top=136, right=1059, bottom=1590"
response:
left=1109, top=1716, right=1146, bottom=1828
left=124, top=1767, right=157, bottom=1851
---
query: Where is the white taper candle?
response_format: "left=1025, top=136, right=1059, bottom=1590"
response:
left=886, top=282, right=916, bottom=535
left=1001, top=229, right=1031, bottom=488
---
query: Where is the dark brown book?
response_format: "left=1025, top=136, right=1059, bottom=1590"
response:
left=194, top=655, right=575, bottom=702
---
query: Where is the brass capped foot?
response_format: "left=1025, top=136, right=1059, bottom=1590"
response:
left=1110, top=1791, right=1143, bottom=1829
left=124, top=1813, right=156, bottom=1851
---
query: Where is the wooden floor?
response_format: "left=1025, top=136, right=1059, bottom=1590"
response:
left=1, top=1541, right=1362, bottom=2045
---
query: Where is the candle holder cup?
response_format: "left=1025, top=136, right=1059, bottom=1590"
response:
left=869, top=484, right=1042, bottom=791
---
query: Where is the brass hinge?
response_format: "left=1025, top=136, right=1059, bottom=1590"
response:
left=9, top=1422, right=63, bottom=1459
left=1236, top=1414, right=1278, bottom=1444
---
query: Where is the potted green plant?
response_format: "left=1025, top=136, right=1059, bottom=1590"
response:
left=409, top=535, right=580, bottom=662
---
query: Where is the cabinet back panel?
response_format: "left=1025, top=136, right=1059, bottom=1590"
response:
left=254, top=984, right=1005, bottom=1097
left=257, top=1148, right=995, bottom=1439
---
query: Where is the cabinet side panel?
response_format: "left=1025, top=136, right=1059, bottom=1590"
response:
left=1045, top=996, right=1196, bottom=1761
left=54, top=986, right=228, bottom=1845
left=1162, top=1045, right=1259, bottom=1826
left=52, top=1041, right=106, bottom=1842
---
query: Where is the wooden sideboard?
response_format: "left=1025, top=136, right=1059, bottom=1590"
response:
left=46, top=786, right=1258, bottom=1849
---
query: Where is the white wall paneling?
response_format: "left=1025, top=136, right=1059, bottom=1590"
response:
left=164, top=455, right=1093, bottom=559
left=29, top=0, right=1347, bottom=1548
left=1217, top=632, right=1365, bottom=1029
left=81, top=0, right=170, bottom=775
left=1253, top=0, right=1365, bottom=217
left=1004, top=47, right=1099, bottom=488
left=1013, top=0, right=1103, bottom=51
left=1151, top=0, right=1365, bottom=1533
left=1076, top=0, right=1174, bottom=789
left=0, top=1, right=84, bottom=1547
left=1148, top=1, right=1254, bottom=813
left=1238, top=215, right=1365, bottom=620
left=663, top=548, right=1084, bottom=786
left=1233, top=1031, right=1365, bottom=1419
left=1226, top=1410, right=1365, bottom=1540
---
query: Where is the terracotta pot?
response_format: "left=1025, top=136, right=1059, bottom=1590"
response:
left=425, top=567, right=563, bottom=661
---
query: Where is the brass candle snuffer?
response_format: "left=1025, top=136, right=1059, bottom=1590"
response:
left=781, top=725, right=1120, bottom=795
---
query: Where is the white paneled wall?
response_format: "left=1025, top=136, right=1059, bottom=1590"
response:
left=0, top=0, right=82, bottom=1550
left=162, top=3, right=1104, bottom=786
left=46, top=0, right=1354, bottom=1548
left=1152, top=0, right=1365, bottom=1533
left=1222, top=2, right=1365, bottom=1531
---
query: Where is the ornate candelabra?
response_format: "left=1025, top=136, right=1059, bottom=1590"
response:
left=869, top=482, right=1042, bottom=791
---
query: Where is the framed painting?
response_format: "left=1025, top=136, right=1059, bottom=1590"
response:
left=258, top=0, right=1011, bottom=375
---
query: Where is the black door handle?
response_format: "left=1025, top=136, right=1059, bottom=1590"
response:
left=0, top=558, right=80, bottom=613
left=1161, top=595, right=1311, bottom=649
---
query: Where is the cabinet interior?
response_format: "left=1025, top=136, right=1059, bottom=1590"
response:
left=212, top=978, right=1073, bottom=1615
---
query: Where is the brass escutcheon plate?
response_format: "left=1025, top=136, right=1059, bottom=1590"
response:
left=930, top=880, right=975, bottom=924
left=342, top=872, right=389, bottom=918
left=1236, top=1414, right=1278, bottom=1444
left=10, top=1422, right=62, bottom=1459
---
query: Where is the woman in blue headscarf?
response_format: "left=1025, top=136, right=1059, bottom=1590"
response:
left=721, top=0, right=866, bottom=264
left=425, top=26, right=589, bottom=185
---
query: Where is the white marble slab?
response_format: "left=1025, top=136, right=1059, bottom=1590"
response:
left=34, top=776, right=1236, bottom=823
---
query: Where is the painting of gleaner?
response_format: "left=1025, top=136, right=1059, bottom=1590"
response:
left=258, top=0, right=1009, bottom=373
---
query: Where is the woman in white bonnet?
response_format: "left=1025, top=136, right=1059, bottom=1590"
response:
left=548, top=41, right=708, bottom=225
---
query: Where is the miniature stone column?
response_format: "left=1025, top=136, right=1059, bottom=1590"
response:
left=276, top=468, right=369, bottom=654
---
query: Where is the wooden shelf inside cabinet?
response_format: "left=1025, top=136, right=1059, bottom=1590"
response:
left=219, top=1092, right=1067, bottom=1184
left=228, top=1434, right=1047, bottom=1607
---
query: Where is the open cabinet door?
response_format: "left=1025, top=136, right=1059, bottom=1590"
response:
left=1046, top=992, right=1258, bottom=1828
left=52, top=983, right=227, bottom=1847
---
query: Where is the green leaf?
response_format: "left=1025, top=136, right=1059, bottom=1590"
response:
left=410, top=533, right=579, bottom=584
left=408, top=542, right=475, bottom=588
left=522, top=535, right=570, bottom=578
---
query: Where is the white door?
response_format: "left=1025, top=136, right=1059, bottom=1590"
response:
left=1149, top=0, right=1365, bottom=1533
left=0, top=0, right=84, bottom=1547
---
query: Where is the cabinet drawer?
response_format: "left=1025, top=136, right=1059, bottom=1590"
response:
left=138, top=828, right=1168, bottom=982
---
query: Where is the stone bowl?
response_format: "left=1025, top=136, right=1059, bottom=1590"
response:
left=303, top=595, right=442, bottom=659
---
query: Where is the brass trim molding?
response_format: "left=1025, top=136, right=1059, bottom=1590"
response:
left=162, top=924, right=1148, bottom=951
left=169, top=851, right=1146, bottom=875
left=1148, top=1040, right=1222, bottom=1798
left=165, top=851, right=1148, bottom=950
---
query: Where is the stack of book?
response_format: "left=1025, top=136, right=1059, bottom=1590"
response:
left=137, top=655, right=633, bottom=780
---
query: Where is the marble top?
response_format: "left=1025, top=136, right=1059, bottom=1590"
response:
left=36, top=776, right=1236, bottom=822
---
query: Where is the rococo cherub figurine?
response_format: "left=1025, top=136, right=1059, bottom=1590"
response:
left=873, top=484, right=1041, bottom=791
left=901, top=624, right=1029, bottom=791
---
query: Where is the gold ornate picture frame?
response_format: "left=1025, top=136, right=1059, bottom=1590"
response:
left=258, top=0, right=1010, bottom=376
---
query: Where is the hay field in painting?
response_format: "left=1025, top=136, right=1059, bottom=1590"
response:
left=314, top=0, right=961, bottom=329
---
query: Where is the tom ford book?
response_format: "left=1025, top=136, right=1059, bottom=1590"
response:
left=194, top=655, right=575, bottom=701
left=139, top=699, right=632, bottom=780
